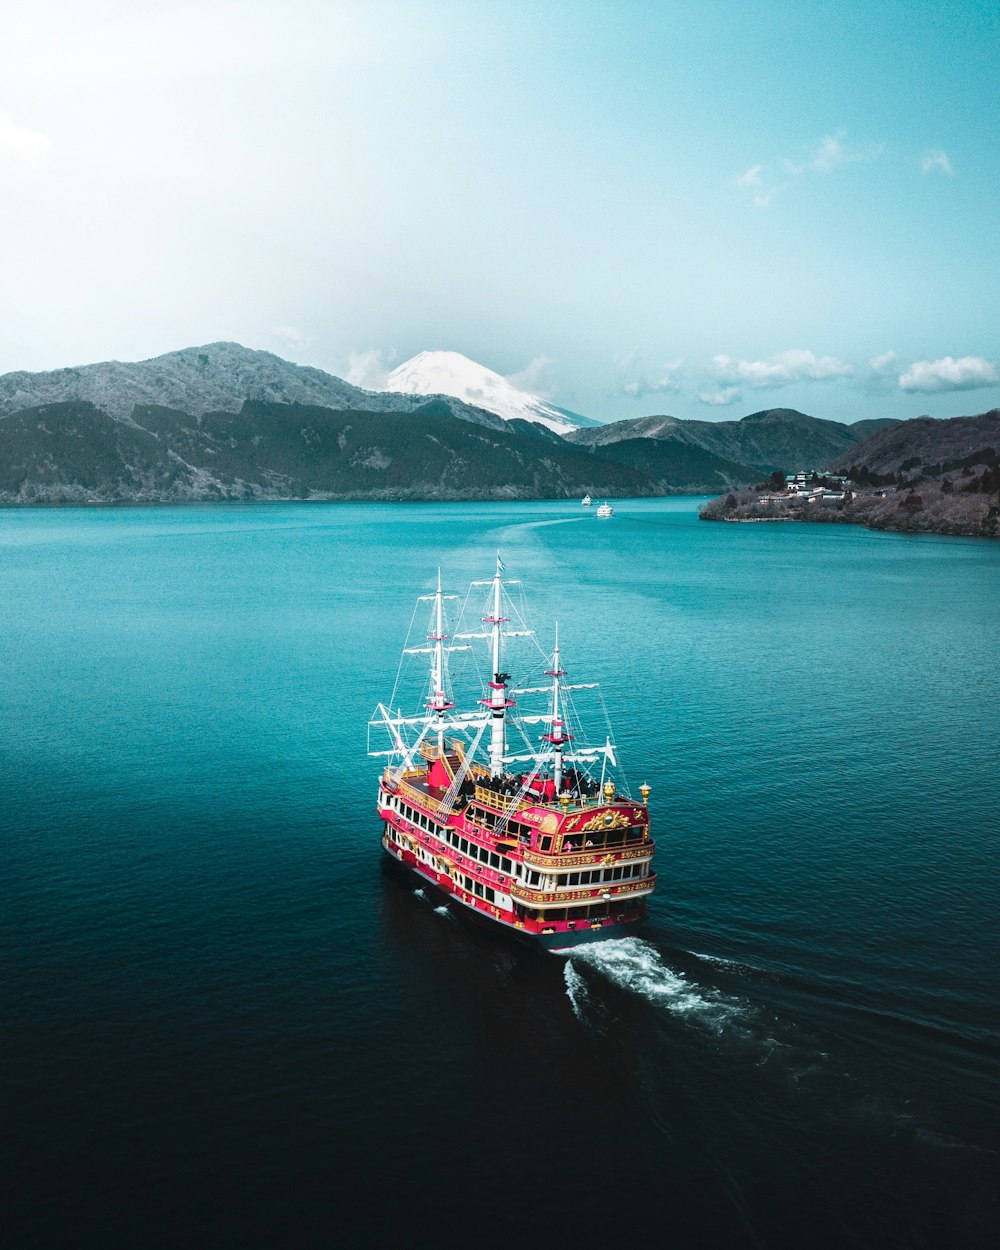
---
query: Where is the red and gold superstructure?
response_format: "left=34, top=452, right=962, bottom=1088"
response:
left=371, top=557, right=656, bottom=951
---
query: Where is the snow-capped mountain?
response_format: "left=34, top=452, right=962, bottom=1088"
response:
left=384, top=351, right=596, bottom=435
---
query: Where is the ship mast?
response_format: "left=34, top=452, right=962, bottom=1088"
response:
left=542, top=625, right=572, bottom=793
left=484, top=552, right=511, bottom=777
left=427, top=568, right=453, bottom=755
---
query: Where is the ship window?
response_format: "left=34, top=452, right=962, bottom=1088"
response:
left=539, top=836, right=553, bottom=852
left=612, top=866, right=623, bottom=880
left=567, top=872, right=579, bottom=886
left=460, top=838, right=468, bottom=854
left=489, top=853, right=499, bottom=869
left=501, top=857, right=512, bottom=875
left=485, top=886, right=495, bottom=903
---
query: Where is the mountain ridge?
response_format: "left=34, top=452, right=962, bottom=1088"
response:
left=0, top=342, right=987, bottom=507
left=0, top=342, right=511, bottom=432
left=565, top=407, right=899, bottom=472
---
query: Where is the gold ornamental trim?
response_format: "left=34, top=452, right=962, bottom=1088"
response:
left=509, top=875, right=656, bottom=905
left=580, top=810, right=631, bottom=833
left=521, top=843, right=653, bottom=868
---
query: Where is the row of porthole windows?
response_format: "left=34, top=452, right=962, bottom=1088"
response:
left=389, top=796, right=514, bottom=876
left=387, top=825, right=496, bottom=908
left=521, top=860, right=648, bottom=889
left=562, top=862, right=646, bottom=887
left=459, top=875, right=497, bottom=904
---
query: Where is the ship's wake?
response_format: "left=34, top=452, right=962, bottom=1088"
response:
left=563, top=960, right=593, bottom=1022
left=565, top=938, right=751, bottom=1035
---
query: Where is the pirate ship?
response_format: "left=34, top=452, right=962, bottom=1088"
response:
left=369, top=556, right=656, bottom=951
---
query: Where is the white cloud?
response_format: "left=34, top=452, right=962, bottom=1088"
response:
left=272, top=325, right=309, bottom=351
left=869, top=350, right=899, bottom=374
left=505, top=355, right=553, bottom=398
left=898, top=355, right=998, bottom=393
left=751, top=186, right=779, bottom=209
left=863, top=350, right=901, bottom=394
left=737, top=130, right=881, bottom=209
left=0, top=110, right=49, bottom=168
left=710, top=349, right=853, bottom=387
left=784, top=129, right=882, bottom=176
left=734, top=164, right=764, bottom=188
left=920, top=148, right=954, bottom=176
left=344, top=348, right=395, bottom=390
left=615, top=349, right=683, bottom=398
left=697, top=387, right=742, bottom=407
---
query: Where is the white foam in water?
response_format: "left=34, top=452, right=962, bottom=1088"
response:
left=562, top=960, right=591, bottom=1021
left=689, top=950, right=769, bottom=979
left=433, top=905, right=454, bottom=920
left=413, top=888, right=426, bottom=899
left=568, top=938, right=749, bottom=1033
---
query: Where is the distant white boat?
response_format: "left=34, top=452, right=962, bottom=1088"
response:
left=596, top=502, right=614, bottom=518
left=581, top=494, right=592, bottom=506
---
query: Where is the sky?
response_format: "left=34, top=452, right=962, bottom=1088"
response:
left=0, top=0, right=997, bottom=424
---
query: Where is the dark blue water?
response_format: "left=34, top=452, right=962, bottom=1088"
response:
left=3, top=500, right=998, bottom=1249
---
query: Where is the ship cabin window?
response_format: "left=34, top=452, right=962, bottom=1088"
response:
left=573, top=826, right=642, bottom=851
left=527, top=902, right=612, bottom=922
left=538, top=836, right=553, bottom=853
left=489, top=853, right=500, bottom=869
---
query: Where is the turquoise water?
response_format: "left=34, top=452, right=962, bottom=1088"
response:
left=3, top=499, right=998, bottom=1248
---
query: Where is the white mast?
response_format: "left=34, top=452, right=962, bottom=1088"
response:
left=427, top=568, right=453, bottom=755
left=542, top=625, right=571, bottom=792
left=484, top=551, right=510, bottom=777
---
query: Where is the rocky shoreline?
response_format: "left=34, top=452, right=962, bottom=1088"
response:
left=700, top=482, right=1000, bottom=539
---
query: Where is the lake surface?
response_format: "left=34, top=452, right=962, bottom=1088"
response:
left=2, top=499, right=998, bottom=1249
